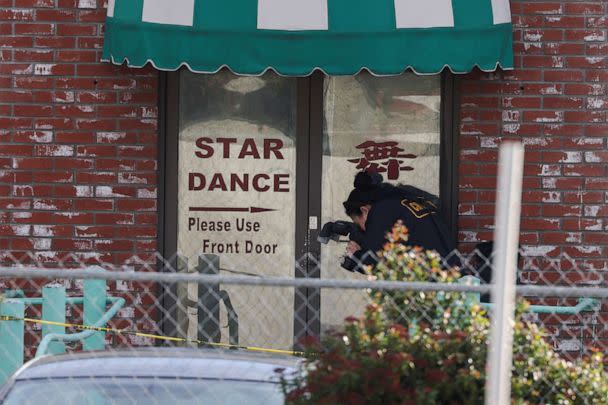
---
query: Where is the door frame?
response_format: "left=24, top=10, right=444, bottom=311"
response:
left=157, top=69, right=460, bottom=339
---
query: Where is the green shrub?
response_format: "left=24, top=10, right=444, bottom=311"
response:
left=282, top=223, right=608, bottom=404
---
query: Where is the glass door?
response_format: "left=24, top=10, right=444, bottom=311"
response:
left=176, top=71, right=301, bottom=349
left=318, top=73, right=442, bottom=332
left=162, top=70, right=454, bottom=347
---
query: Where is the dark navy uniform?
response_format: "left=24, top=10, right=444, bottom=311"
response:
left=352, top=196, right=456, bottom=267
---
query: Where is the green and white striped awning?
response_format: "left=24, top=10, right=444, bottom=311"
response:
left=102, top=0, right=513, bottom=76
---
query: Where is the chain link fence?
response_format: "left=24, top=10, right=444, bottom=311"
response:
left=0, top=249, right=607, bottom=403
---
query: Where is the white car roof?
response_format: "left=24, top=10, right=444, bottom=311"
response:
left=11, top=348, right=301, bottom=382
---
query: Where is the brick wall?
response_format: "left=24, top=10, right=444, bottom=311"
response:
left=0, top=1, right=606, bottom=270
left=458, top=1, right=607, bottom=271
left=0, top=0, right=158, bottom=266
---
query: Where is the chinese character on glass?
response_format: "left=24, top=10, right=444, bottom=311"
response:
left=348, top=141, right=417, bottom=180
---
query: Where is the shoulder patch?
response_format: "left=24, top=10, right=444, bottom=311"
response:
left=401, top=198, right=436, bottom=219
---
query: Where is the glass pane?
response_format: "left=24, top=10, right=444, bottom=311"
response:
left=320, top=73, right=441, bottom=332
left=178, top=70, right=297, bottom=349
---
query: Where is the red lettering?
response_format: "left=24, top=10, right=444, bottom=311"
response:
left=264, top=139, right=284, bottom=159
left=238, top=139, right=261, bottom=159
left=195, top=137, right=214, bottom=158
left=230, top=173, right=249, bottom=191
left=252, top=174, right=270, bottom=191
left=217, top=138, right=237, bottom=158
left=189, top=173, right=205, bottom=190
left=274, top=174, right=289, bottom=192
left=208, top=173, right=228, bottom=191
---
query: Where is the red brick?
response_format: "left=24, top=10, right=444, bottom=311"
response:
left=520, top=205, right=543, bottom=216
left=97, top=106, right=139, bottom=118
left=564, top=84, right=605, bottom=96
left=75, top=119, right=117, bottom=131
left=542, top=204, right=582, bottom=217
left=567, top=56, right=607, bottom=69
left=135, top=213, right=157, bottom=225
left=34, top=37, right=76, bottom=48
left=586, top=125, right=608, bottom=136
left=34, top=118, right=73, bottom=130
left=55, top=132, right=95, bottom=143
left=78, top=37, right=104, bottom=49
left=564, top=3, right=605, bottom=15
left=14, top=23, right=54, bottom=35
left=560, top=137, right=604, bottom=151
left=117, top=146, right=156, bottom=158
left=54, top=158, right=94, bottom=170
left=14, top=77, right=53, bottom=89
left=95, top=213, right=135, bottom=225
left=563, top=164, right=606, bottom=177
left=564, top=29, right=606, bottom=42
left=563, top=246, right=604, bottom=258
left=543, top=97, right=585, bottom=109
left=0, top=144, right=34, bottom=156
left=74, top=199, right=114, bottom=211
left=76, top=172, right=117, bottom=184
left=35, top=9, right=76, bottom=21
left=543, top=16, right=585, bottom=28
left=520, top=218, right=561, bottom=230
left=587, top=43, right=608, bottom=56
left=52, top=239, right=94, bottom=251
left=75, top=225, right=115, bottom=238
left=521, top=3, right=563, bottom=15
left=94, top=186, right=137, bottom=198
left=33, top=198, right=73, bottom=211
left=54, top=185, right=93, bottom=198
left=34, top=144, right=74, bottom=157
left=585, top=179, right=608, bottom=190
left=563, top=191, right=604, bottom=204
left=523, top=110, right=563, bottom=122
left=541, top=233, right=582, bottom=244
left=587, top=16, right=607, bottom=29
left=14, top=104, right=53, bottom=117
left=0, top=8, right=35, bottom=20
left=54, top=105, right=97, bottom=117
left=56, top=23, right=97, bottom=36
left=12, top=158, right=53, bottom=169
left=564, top=111, right=606, bottom=123
left=32, top=171, right=73, bottom=183
left=56, top=50, right=98, bottom=63
left=583, top=234, right=608, bottom=244
left=544, top=70, right=585, bottom=82
left=0, top=199, right=31, bottom=210
left=52, top=212, right=94, bottom=225
left=95, top=239, right=135, bottom=251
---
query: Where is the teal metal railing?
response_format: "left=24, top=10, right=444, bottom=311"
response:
left=458, top=275, right=599, bottom=314
left=0, top=268, right=125, bottom=385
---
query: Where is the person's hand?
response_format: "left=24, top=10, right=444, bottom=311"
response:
left=345, top=241, right=361, bottom=256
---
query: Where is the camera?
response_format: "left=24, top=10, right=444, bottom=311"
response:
left=317, top=221, right=365, bottom=272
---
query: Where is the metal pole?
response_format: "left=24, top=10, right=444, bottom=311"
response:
left=83, top=267, right=107, bottom=351
left=485, top=142, right=524, bottom=405
left=42, top=283, right=66, bottom=355
left=176, top=255, right=189, bottom=344
left=0, top=299, right=25, bottom=384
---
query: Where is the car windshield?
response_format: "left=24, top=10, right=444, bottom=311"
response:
left=4, top=377, right=285, bottom=405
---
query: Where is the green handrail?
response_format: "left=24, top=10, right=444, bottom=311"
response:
left=458, top=276, right=600, bottom=314
left=35, top=296, right=125, bottom=358
left=0, top=269, right=125, bottom=385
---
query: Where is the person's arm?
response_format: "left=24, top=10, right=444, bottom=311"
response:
left=351, top=203, right=400, bottom=266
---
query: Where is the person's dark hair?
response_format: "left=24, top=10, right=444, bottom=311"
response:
left=343, top=171, right=440, bottom=216
left=343, top=171, right=382, bottom=216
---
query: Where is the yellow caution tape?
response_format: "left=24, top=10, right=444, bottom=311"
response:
left=0, top=315, right=306, bottom=357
